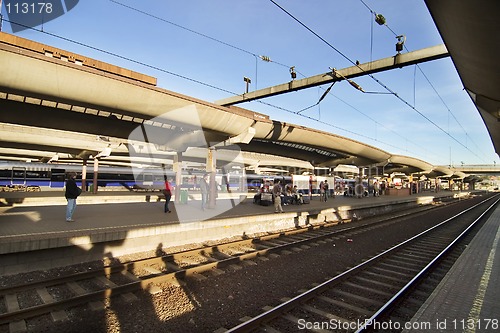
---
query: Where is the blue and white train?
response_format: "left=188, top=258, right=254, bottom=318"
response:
left=0, top=161, right=369, bottom=195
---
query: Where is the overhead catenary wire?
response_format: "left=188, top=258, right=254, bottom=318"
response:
left=2, top=19, right=237, bottom=95
left=255, top=99, right=419, bottom=154
left=1, top=19, right=416, bottom=154
left=110, top=0, right=420, bottom=154
left=108, top=0, right=298, bottom=91
left=296, top=82, right=336, bottom=114
left=269, top=0, right=487, bottom=164
left=0, top=7, right=470, bottom=164
left=109, top=0, right=291, bottom=70
left=359, top=0, right=488, bottom=161
left=271, top=0, right=482, bottom=158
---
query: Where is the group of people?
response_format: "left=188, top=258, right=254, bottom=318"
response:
left=64, top=172, right=213, bottom=221
left=162, top=173, right=210, bottom=213
left=318, top=180, right=331, bottom=202
left=270, top=180, right=305, bottom=213
left=164, top=173, right=212, bottom=212
left=65, top=173, right=338, bottom=221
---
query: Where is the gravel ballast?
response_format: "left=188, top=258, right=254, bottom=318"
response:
left=0, top=202, right=469, bottom=333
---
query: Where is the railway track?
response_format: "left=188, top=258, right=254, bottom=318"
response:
left=223, top=194, right=499, bottom=333
left=0, top=195, right=465, bottom=331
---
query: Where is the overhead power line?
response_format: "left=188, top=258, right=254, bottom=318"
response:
left=2, top=19, right=237, bottom=96
left=109, top=0, right=292, bottom=69
left=268, top=0, right=487, bottom=163
left=0, top=19, right=409, bottom=152
left=358, top=0, right=487, bottom=161
left=104, top=3, right=453, bottom=160
left=1, top=5, right=475, bottom=164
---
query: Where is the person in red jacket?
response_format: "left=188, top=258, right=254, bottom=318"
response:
left=163, top=177, right=173, bottom=213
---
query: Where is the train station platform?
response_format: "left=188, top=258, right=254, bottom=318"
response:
left=0, top=190, right=472, bottom=275
left=405, top=199, right=500, bottom=332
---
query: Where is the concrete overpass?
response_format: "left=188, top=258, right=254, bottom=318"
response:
left=447, top=165, right=500, bottom=175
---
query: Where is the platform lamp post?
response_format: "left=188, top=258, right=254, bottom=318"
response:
left=243, top=77, right=251, bottom=94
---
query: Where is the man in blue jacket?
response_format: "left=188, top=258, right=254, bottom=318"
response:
left=65, top=172, right=81, bottom=222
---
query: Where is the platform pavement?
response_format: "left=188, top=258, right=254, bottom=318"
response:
left=404, top=200, right=500, bottom=333
left=0, top=190, right=471, bottom=275
left=0, top=190, right=463, bottom=238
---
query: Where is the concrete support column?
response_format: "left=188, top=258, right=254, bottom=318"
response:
left=207, top=148, right=217, bottom=209
left=174, top=152, right=182, bottom=203
left=356, top=167, right=364, bottom=198
left=81, top=160, right=87, bottom=192
left=93, top=158, right=99, bottom=194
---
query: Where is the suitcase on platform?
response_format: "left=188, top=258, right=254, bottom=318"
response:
left=260, top=193, right=273, bottom=206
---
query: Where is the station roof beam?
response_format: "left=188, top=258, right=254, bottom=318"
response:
left=216, top=45, right=449, bottom=106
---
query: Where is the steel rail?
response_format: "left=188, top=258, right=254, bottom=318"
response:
left=225, top=194, right=498, bottom=333
left=356, top=195, right=500, bottom=332
left=0, top=197, right=457, bottom=326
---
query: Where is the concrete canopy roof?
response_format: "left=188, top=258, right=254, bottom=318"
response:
left=382, top=155, right=435, bottom=175
left=425, top=0, right=500, bottom=157
left=0, top=32, right=453, bottom=177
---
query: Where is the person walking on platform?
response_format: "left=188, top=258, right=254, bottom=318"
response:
left=200, top=174, right=209, bottom=211
left=322, top=180, right=329, bottom=202
left=319, top=181, right=324, bottom=201
left=163, top=177, right=173, bottom=213
left=65, top=172, right=81, bottom=222
left=273, top=180, right=284, bottom=213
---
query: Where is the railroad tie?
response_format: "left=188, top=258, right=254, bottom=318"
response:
left=9, top=320, right=27, bottom=333
left=5, top=294, right=20, bottom=312
left=5, top=294, right=27, bottom=333
left=94, top=276, right=118, bottom=288
left=36, top=288, right=68, bottom=322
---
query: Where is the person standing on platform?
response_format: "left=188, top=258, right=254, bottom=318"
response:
left=319, top=180, right=324, bottom=201
left=292, top=185, right=303, bottom=204
left=323, top=179, right=329, bottom=202
left=273, top=180, right=284, bottom=213
left=309, top=176, right=313, bottom=201
left=200, top=174, right=209, bottom=211
left=163, top=177, right=173, bottom=213
left=65, top=172, right=81, bottom=222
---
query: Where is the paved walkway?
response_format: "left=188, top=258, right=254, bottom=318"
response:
left=405, top=200, right=500, bottom=332
left=3, top=189, right=499, bottom=324
left=0, top=190, right=457, bottom=238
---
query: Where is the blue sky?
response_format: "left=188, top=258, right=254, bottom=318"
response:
left=2, top=0, right=499, bottom=167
